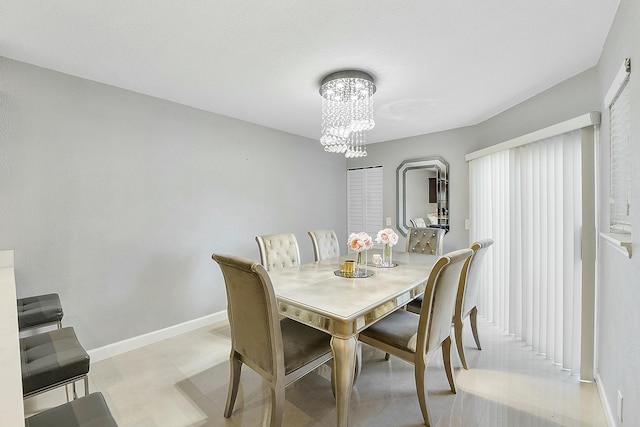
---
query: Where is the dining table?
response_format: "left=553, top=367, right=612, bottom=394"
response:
left=267, top=249, right=438, bottom=427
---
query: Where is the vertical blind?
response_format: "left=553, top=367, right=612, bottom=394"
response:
left=347, top=166, right=383, bottom=239
left=469, top=130, right=582, bottom=374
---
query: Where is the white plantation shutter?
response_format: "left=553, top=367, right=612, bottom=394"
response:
left=347, top=166, right=383, bottom=239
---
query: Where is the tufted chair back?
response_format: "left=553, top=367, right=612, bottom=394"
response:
left=307, top=229, right=340, bottom=261
left=256, top=233, right=301, bottom=271
left=406, top=227, right=445, bottom=256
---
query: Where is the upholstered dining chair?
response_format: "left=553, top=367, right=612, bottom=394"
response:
left=359, top=248, right=473, bottom=427
left=452, top=239, right=494, bottom=369
left=256, top=233, right=301, bottom=271
left=377, top=227, right=446, bottom=363
left=409, top=218, right=427, bottom=228
left=406, top=227, right=445, bottom=256
left=307, top=229, right=340, bottom=261
left=212, top=253, right=333, bottom=427
left=407, top=239, right=494, bottom=370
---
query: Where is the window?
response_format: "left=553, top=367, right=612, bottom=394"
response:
left=606, top=58, right=631, bottom=234
left=347, top=166, right=383, bottom=238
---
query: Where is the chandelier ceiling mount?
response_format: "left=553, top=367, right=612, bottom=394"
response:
left=319, top=70, right=376, bottom=158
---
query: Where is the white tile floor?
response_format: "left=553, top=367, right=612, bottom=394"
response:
left=24, top=318, right=607, bottom=426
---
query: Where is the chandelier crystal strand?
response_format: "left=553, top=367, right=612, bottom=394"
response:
left=319, top=71, right=375, bottom=158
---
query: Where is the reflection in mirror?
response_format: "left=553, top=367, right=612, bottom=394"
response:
left=396, top=156, right=449, bottom=237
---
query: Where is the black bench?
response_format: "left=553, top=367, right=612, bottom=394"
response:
left=18, top=293, right=64, bottom=331
left=21, top=327, right=90, bottom=400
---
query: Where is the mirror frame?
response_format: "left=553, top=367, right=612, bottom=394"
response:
left=396, top=156, right=449, bottom=237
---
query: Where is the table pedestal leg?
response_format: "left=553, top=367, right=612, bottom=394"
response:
left=331, top=335, right=357, bottom=427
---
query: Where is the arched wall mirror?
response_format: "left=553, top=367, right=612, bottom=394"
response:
left=396, top=156, right=449, bottom=237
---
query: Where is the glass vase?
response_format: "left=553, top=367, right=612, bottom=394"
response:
left=382, top=244, right=393, bottom=267
left=356, top=250, right=368, bottom=276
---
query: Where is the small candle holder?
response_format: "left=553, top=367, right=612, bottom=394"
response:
left=372, top=254, right=382, bottom=267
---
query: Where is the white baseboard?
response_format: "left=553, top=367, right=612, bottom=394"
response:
left=88, top=310, right=228, bottom=363
left=595, top=371, right=617, bottom=427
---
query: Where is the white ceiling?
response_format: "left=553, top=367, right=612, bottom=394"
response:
left=0, top=1, right=620, bottom=143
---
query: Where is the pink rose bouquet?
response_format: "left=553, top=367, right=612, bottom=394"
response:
left=348, top=232, right=373, bottom=274
left=376, top=228, right=398, bottom=267
left=348, top=232, right=373, bottom=252
left=375, top=228, right=399, bottom=247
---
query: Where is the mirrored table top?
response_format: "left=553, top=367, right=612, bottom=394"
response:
left=268, top=250, right=437, bottom=337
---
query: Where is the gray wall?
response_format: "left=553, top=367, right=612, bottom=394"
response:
left=0, top=57, right=347, bottom=349
left=594, top=0, right=640, bottom=424
left=474, top=67, right=600, bottom=147
left=347, top=126, right=478, bottom=253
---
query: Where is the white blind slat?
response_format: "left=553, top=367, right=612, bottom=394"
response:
left=609, top=76, right=631, bottom=230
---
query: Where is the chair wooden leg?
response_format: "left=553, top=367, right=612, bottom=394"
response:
left=224, top=352, right=242, bottom=418
left=270, top=383, right=285, bottom=427
left=414, top=361, right=433, bottom=427
left=470, top=307, right=481, bottom=350
left=84, top=376, right=89, bottom=396
left=454, top=318, right=468, bottom=370
left=442, top=336, right=456, bottom=393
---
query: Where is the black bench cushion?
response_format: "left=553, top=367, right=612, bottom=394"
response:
left=17, top=293, right=64, bottom=330
left=25, top=392, right=118, bottom=427
left=21, top=327, right=90, bottom=395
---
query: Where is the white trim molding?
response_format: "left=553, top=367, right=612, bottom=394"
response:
left=595, top=371, right=618, bottom=427
left=600, top=232, right=632, bottom=258
left=465, top=112, right=601, bottom=161
left=604, top=58, right=631, bottom=108
left=88, top=310, right=228, bottom=362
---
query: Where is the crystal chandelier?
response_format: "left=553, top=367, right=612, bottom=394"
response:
left=319, top=70, right=376, bottom=158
